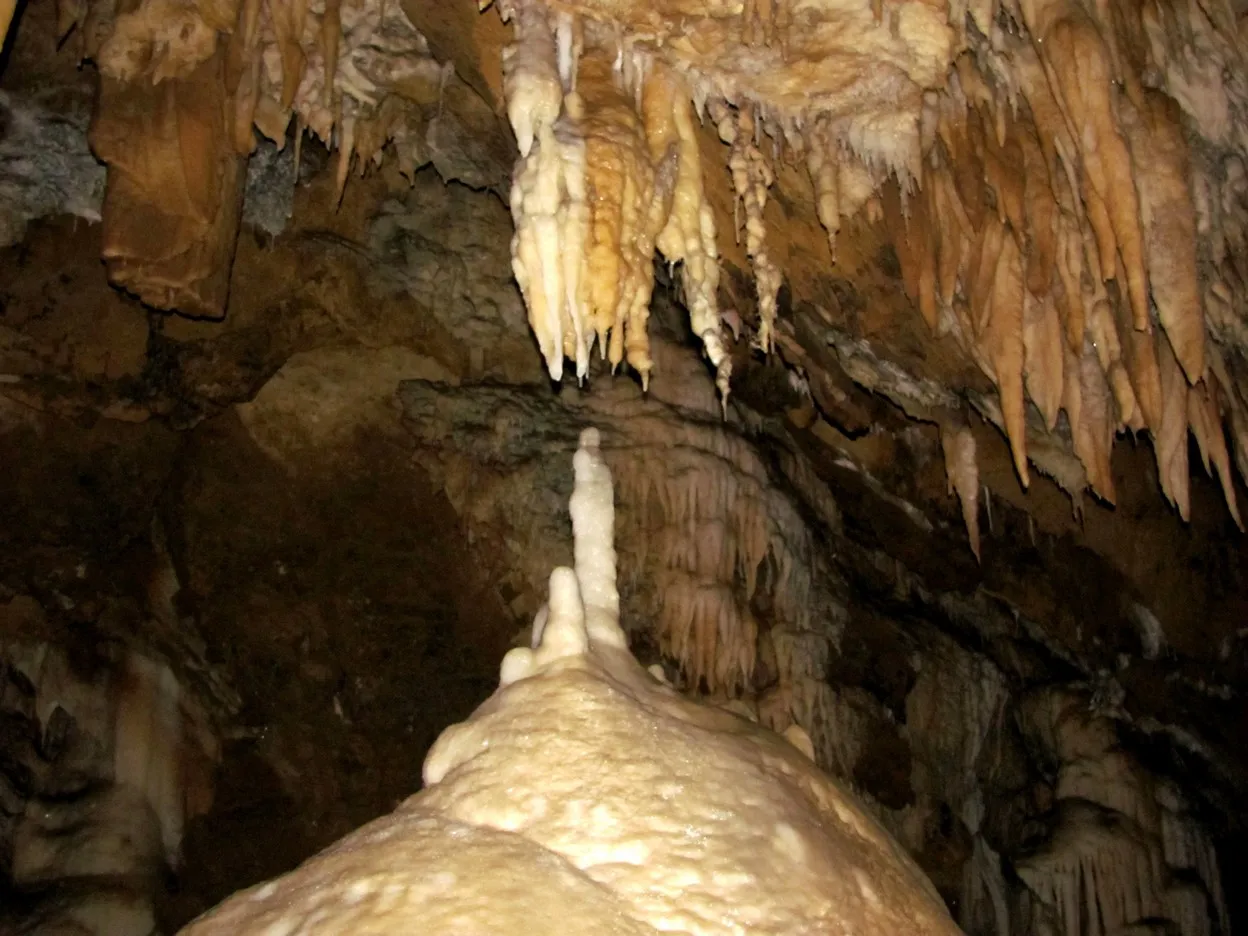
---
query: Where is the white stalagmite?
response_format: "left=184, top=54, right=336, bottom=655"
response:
left=4, top=641, right=220, bottom=936
left=180, top=426, right=964, bottom=936
left=570, top=427, right=626, bottom=649
left=501, top=427, right=623, bottom=686
left=113, top=653, right=189, bottom=870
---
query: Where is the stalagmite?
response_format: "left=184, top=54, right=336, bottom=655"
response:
left=178, top=428, right=964, bottom=936
left=2, top=643, right=219, bottom=936
left=569, top=427, right=627, bottom=648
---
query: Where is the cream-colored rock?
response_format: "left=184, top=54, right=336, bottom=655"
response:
left=235, top=346, right=456, bottom=469
left=180, top=428, right=961, bottom=936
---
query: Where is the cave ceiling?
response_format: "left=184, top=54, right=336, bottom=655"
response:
left=3, top=0, right=1245, bottom=536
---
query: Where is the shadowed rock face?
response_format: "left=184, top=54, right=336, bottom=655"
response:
left=179, top=432, right=964, bottom=936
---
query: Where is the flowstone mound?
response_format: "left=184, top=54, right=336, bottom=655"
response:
left=179, top=428, right=962, bottom=936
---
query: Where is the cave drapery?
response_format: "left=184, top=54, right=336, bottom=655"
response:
left=0, top=0, right=1246, bottom=934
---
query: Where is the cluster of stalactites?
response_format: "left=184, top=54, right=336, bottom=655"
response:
left=612, top=429, right=814, bottom=698
left=1013, top=690, right=1229, bottom=936
left=77, top=0, right=447, bottom=200
left=499, top=0, right=732, bottom=405
left=671, top=0, right=1248, bottom=544
left=877, top=0, right=1248, bottom=545
left=503, top=0, right=591, bottom=383
left=710, top=100, right=781, bottom=356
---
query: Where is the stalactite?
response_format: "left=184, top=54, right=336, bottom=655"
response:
left=805, top=115, right=841, bottom=260
left=1016, top=689, right=1230, bottom=936
left=504, top=0, right=589, bottom=382
left=612, top=426, right=816, bottom=696
left=503, top=12, right=732, bottom=398
left=723, top=104, right=781, bottom=355
left=72, top=0, right=1248, bottom=525
left=89, top=46, right=246, bottom=318
left=1016, top=801, right=1169, bottom=936
left=645, top=69, right=732, bottom=404
left=857, top=0, right=1248, bottom=526
left=941, top=421, right=981, bottom=560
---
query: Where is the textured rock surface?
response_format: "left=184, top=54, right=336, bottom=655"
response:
left=0, top=3, right=1245, bottom=932
left=0, top=89, right=105, bottom=246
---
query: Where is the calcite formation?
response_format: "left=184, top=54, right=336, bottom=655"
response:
left=491, top=0, right=1248, bottom=540
left=883, top=1, right=1248, bottom=535
left=60, top=0, right=450, bottom=315
left=1009, top=689, right=1231, bottom=936
left=0, top=635, right=220, bottom=936
left=54, top=0, right=1248, bottom=536
left=177, top=428, right=963, bottom=936
left=501, top=0, right=732, bottom=401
